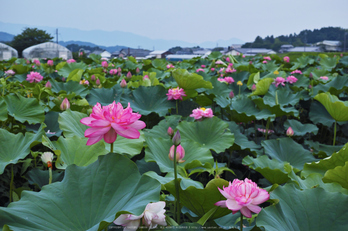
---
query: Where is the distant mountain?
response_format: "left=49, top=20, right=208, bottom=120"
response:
left=58, top=41, right=128, bottom=53
left=0, top=31, right=14, bottom=42
left=0, top=21, right=244, bottom=50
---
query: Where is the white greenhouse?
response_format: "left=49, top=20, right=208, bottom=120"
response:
left=0, top=42, right=18, bottom=60
left=22, top=42, right=72, bottom=59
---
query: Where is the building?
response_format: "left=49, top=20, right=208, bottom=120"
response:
left=287, top=46, right=322, bottom=52
left=315, top=40, right=342, bottom=52
left=279, top=44, right=294, bottom=53
left=0, top=42, right=18, bottom=60
left=225, top=48, right=276, bottom=56
left=166, top=54, right=201, bottom=61
left=22, top=42, right=72, bottom=59
left=119, top=48, right=152, bottom=59
left=147, top=50, right=172, bottom=59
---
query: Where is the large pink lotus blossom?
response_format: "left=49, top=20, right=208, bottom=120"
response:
left=109, top=69, right=118, bottom=75
left=196, top=68, right=205, bottom=72
left=201, top=64, right=206, bottom=68
left=166, top=87, right=186, bottom=100
left=4, top=70, right=15, bottom=76
left=101, top=61, right=108, bottom=68
left=47, top=60, right=54, bottom=66
left=286, top=76, right=298, bottom=84
left=283, top=56, right=290, bottom=63
left=226, top=57, right=231, bottom=62
left=66, top=59, right=76, bottom=64
left=190, top=107, right=214, bottom=120
left=26, top=71, right=43, bottom=83
left=263, top=56, right=271, bottom=61
left=262, top=60, right=268, bottom=64
left=33, top=59, right=41, bottom=65
left=215, top=60, right=224, bottom=65
left=224, top=77, right=235, bottom=84
left=114, top=201, right=167, bottom=231
left=225, top=66, right=236, bottom=73
left=319, top=76, right=329, bottom=81
left=291, top=70, right=302, bottom=75
left=273, top=77, right=286, bottom=87
left=80, top=79, right=89, bottom=85
left=166, top=64, right=175, bottom=69
left=169, top=144, right=185, bottom=163
left=80, top=102, right=146, bottom=145
left=215, top=178, right=270, bottom=218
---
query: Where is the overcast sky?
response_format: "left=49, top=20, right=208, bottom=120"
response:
left=1, top=0, right=347, bottom=44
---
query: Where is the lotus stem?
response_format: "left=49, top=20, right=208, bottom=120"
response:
left=48, top=167, right=52, bottom=184
left=265, top=118, right=270, bottom=140
left=9, top=164, right=14, bottom=203
left=176, top=100, right=178, bottom=115
left=240, top=212, right=243, bottom=231
left=173, top=145, right=181, bottom=224
left=275, top=91, right=279, bottom=105
left=333, top=121, right=337, bottom=146
left=110, top=142, right=114, bottom=153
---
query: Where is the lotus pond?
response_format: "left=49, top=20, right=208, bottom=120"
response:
left=0, top=52, right=348, bottom=231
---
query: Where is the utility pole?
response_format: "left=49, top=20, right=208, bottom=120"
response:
left=56, top=29, right=58, bottom=44
left=345, top=32, right=347, bottom=52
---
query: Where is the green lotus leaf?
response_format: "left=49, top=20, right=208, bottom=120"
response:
left=52, top=136, right=109, bottom=169
left=262, top=137, right=316, bottom=170
left=0, top=154, right=161, bottom=231
left=214, top=213, right=255, bottom=231
left=121, top=86, right=175, bottom=116
left=4, top=94, right=45, bottom=124
left=66, top=68, right=83, bottom=82
left=304, top=140, right=342, bottom=157
left=284, top=119, right=318, bottom=136
left=302, top=143, right=348, bottom=177
left=204, top=78, right=231, bottom=98
left=172, top=69, right=213, bottom=94
left=26, top=168, right=64, bottom=188
left=242, top=155, right=292, bottom=184
left=312, top=76, right=348, bottom=96
left=144, top=115, right=182, bottom=139
left=152, top=59, right=167, bottom=69
left=256, top=183, right=348, bottom=231
left=57, top=62, right=88, bottom=78
left=50, top=79, right=89, bottom=98
left=104, top=132, right=145, bottom=157
left=322, top=161, right=348, bottom=189
left=263, top=88, right=304, bottom=107
left=309, top=100, right=337, bottom=127
left=339, top=56, right=348, bottom=66
left=44, top=111, right=62, bottom=137
left=145, top=137, right=213, bottom=173
left=261, top=62, right=279, bottom=72
left=230, top=95, right=275, bottom=122
left=319, top=56, right=339, bottom=71
left=250, top=78, right=274, bottom=96
left=165, top=178, right=231, bottom=220
left=247, top=72, right=260, bottom=87
left=86, top=84, right=129, bottom=106
left=0, top=124, right=45, bottom=174
left=207, top=51, right=223, bottom=60
left=314, top=92, right=348, bottom=121
left=58, top=109, right=88, bottom=138
left=10, top=64, right=30, bottom=74
left=291, top=56, right=315, bottom=69
left=0, top=98, right=8, bottom=121
left=177, top=117, right=234, bottom=153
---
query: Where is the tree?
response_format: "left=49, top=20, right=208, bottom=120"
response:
left=10, top=28, right=54, bottom=57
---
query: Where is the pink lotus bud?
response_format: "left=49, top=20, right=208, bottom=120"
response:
left=118, top=67, right=122, bottom=73
left=168, top=144, right=185, bottom=163
left=251, top=84, right=256, bottom=91
left=309, top=73, right=313, bottom=78
left=249, top=61, right=253, bottom=65
left=62, top=77, right=65, bottom=81
left=136, top=67, right=140, bottom=73
left=242, top=55, right=245, bottom=58
left=172, top=130, right=181, bottom=146
left=201, top=65, right=206, bottom=68
left=286, top=127, right=294, bottom=137
left=229, top=91, right=234, bottom=99
left=167, top=127, right=174, bottom=136
left=60, top=98, right=70, bottom=111
left=101, top=61, right=108, bottom=68
left=120, top=79, right=127, bottom=88
left=45, top=81, right=52, bottom=88
left=211, top=68, right=215, bottom=71
left=341, top=53, right=343, bottom=57
left=127, top=71, right=132, bottom=79
left=143, top=75, right=149, bottom=80
left=96, top=79, right=101, bottom=85
left=309, top=85, right=312, bottom=89
left=91, top=75, right=96, bottom=81
left=226, top=57, right=231, bottom=62
left=47, top=60, right=54, bottom=66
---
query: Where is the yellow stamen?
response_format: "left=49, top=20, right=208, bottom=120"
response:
left=237, top=81, right=243, bottom=86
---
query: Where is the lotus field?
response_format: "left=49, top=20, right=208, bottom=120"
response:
left=1, top=52, right=348, bottom=231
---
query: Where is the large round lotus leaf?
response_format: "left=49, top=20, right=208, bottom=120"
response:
left=145, top=136, right=213, bottom=173
left=204, top=78, right=231, bottom=98
left=291, top=56, right=315, bottom=69
left=214, top=212, right=255, bottom=231
left=339, top=56, right=348, bottom=66
left=144, top=115, right=182, bottom=139
left=86, top=84, right=129, bottom=106
left=260, top=62, right=279, bottom=72
left=319, top=56, right=339, bottom=71
left=207, top=51, right=223, bottom=60
left=323, top=161, right=348, bottom=189
left=50, top=80, right=89, bottom=98
left=242, top=155, right=292, bottom=184
left=165, top=178, right=231, bottom=220
left=230, top=95, right=275, bottom=122
left=26, top=168, right=64, bottom=188
left=309, top=100, right=337, bottom=127
left=304, top=140, right=342, bottom=158
left=121, top=85, right=176, bottom=116
left=0, top=154, right=161, bottom=231
left=256, top=183, right=348, bottom=231
left=152, top=59, right=167, bottom=69
left=57, top=62, right=88, bottom=78
left=67, top=68, right=84, bottom=82
left=10, top=64, right=30, bottom=74
left=314, top=92, right=348, bottom=121
left=0, top=98, right=8, bottom=121
left=44, top=111, right=62, bottom=137
left=302, top=142, right=348, bottom=177
left=250, top=78, right=274, bottom=96
left=312, top=76, right=348, bottom=96
left=177, top=117, right=234, bottom=153
left=284, top=119, right=318, bottom=136
left=172, top=69, right=213, bottom=93
left=252, top=95, right=299, bottom=118
left=263, top=88, right=303, bottom=107
left=52, top=136, right=109, bottom=169
left=0, top=125, right=45, bottom=174
left=104, top=132, right=145, bottom=157
left=4, top=94, right=45, bottom=124
left=262, top=138, right=316, bottom=170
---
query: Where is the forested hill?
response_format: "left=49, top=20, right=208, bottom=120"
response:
left=242, top=27, right=347, bottom=51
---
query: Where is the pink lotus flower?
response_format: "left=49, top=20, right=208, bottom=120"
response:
left=4, top=70, right=15, bottom=76
left=190, top=107, right=214, bottom=120
left=80, top=79, right=89, bottom=85
left=166, top=64, right=175, bottom=69
left=225, top=66, right=236, bottom=73
left=60, top=98, right=70, bottom=111
left=120, top=79, right=127, bottom=88
left=218, top=78, right=226, bottom=83
left=166, top=87, right=186, bottom=100
left=251, top=84, right=256, bottom=91
left=47, top=60, right=54, bottom=66
left=143, top=75, right=149, bottom=80
left=80, top=102, right=146, bottom=145
left=109, top=69, right=118, bottom=75
left=262, top=60, right=268, bottom=64
left=114, top=201, right=167, bottom=230
left=96, top=79, right=101, bottom=85
left=66, top=59, right=76, bottom=64
left=211, top=68, right=215, bottom=71
left=45, top=81, right=52, bottom=88
left=242, top=55, right=245, bottom=58
left=283, top=56, right=290, bottom=63
left=118, top=67, right=122, bottom=73
left=286, top=76, right=298, bottom=84
left=201, top=64, right=206, bottom=68
left=33, top=59, right=41, bottom=65
left=215, top=178, right=269, bottom=218
left=91, top=75, right=96, bottom=81
left=319, top=76, right=329, bottom=81
left=273, top=77, right=286, bottom=87
left=224, top=77, right=235, bottom=84
left=290, top=70, right=302, bottom=75
left=136, top=67, right=140, bottom=73
left=229, top=91, right=234, bottom=99
left=196, top=68, right=205, bottom=72
left=127, top=71, right=132, bottom=79
left=286, top=127, right=294, bottom=136
left=167, top=127, right=174, bottom=136
left=263, top=56, right=271, bottom=61
left=226, top=57, right=231, bottom=62
left=169, top=144, right=185, bottom=163
left=26, top=71, right=43, bottom=83
left=215, top=60, right=224, bottom=65
left=101, top=61, right=108, bottom=68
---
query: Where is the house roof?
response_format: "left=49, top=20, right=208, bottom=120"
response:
left=166, top=54, right=201, bottom=61
left=149, top=50, right=168, bottom=55
left=287, top=46, right=322, bottom=52
left=281, top=44, right=294, bottom=48
left=316, top=40, right=341, bottom=46
left=233, top=48, right=276, bottom=54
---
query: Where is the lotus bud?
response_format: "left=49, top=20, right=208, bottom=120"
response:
left=47, top=60, right=54, bottom=66
left=60, top=98, right=70, bottom=111
left=211, top=68, right=215, bottom=71
left=226, top=57, right=230, bottom=62
left=127, top=71, right=132, bottom=79
left=136, top=67, right=140, bottom=73
left=41, top=152, right=54, bottom=168
left=91, top=75, right=96, bottom=81
left=249, top=61, right=253, bottom=65
left=251, top=84, right=256, bottom=91
left=62, top=77, right=65, bottom=81
left=101, top=61, right=108, bottom=68
left=172, top=130, right=181, bottom=146
left=167, top=127, right=174, bottom=137
left=201, top=65, right=206, bottom=68
left=286, top=127, right=294, bottom=137
left=120, top=79, right=127, bottom=88
left=96, top=79, right=101, bottom=85
left=118, top=67, right=122, bottom=73
left=309, top=73, right=313, bottom=78
left=308, top=85, right=312, bottom=89
left=45, top=81, right=52, bottom=88
left=168, top=144, right=185, bottom=163
left=229, top=91, right=235, bottom=99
